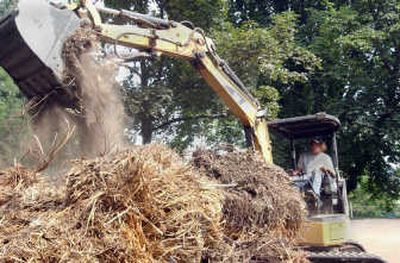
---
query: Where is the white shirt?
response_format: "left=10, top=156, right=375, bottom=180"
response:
left=298, top=152, right=335, bottom=175
left=297, top=152, right=335, bottom=196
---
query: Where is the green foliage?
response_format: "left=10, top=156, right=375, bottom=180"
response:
left=213, top=13, right=320, bottom=121
left=291, top=1, right=400, bottom=199
left=253, top=86, right=280, bottom=120
left=157, top=59, right=227, bottom=151
left=99, top=2, right=320, bottom=152
left=103, top=0, right=226, bottom=147
left=206, top=13, right=321, bottom=148
left=0, top=0, right=26, bottom=166
left=224, top=0, right=400, bottom=204
left=0, top=69, right=26, bottom=166
left=0, top=0, right=15, bottom=14
left=164, top=0, right=224, bottom=29
left=105, top=0, right=224, bottom=27
left=227, top=0, right=343, bottom=26
left=0, top=69, right=21, bottom=118
left=350, top=175, right=400, bottom=218
left=214, top=14, right=321, bottom=89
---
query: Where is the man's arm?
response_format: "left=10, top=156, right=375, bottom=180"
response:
left=291, top=154, right=305, bottom=176
left=298, top=154, right=306, bottom=171
left=320, top=153, right=335, bottom=176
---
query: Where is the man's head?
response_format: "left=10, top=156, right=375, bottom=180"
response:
left=309, top=138, right=322, bottom=155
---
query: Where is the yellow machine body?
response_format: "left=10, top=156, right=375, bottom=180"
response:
left=300, top=214, right=350, bottom=246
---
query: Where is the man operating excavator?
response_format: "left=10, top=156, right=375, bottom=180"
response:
left=291, top=139, right=336, bottom=204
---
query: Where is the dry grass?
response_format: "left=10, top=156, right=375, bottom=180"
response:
left=193, top=147, right=308, bottom=262
left=0, top=145, right=225, bottom=262
left=0, top=145, right=309, bottom=262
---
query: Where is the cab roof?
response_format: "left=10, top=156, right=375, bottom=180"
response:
left=267, top=112, right=341, bottom=139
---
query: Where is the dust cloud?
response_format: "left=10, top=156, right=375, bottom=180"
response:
left=73, top=52, right=126, bottom=157
left=4, top=28, right=127, bottom=173
left=60, top=27, right=126, bottom=157
left=27, top=50, right=126, bottom=168
left=30, top=104, right=76, bottom=157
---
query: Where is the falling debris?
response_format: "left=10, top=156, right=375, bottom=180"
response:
left=62, top=27, right=126, bottom=156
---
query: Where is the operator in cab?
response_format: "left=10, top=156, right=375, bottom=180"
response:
left=292, top=138, right=336, bottom=197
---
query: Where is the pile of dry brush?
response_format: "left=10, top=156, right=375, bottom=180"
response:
left=0, top=145, right=308, bottom=263
left=0, top=145, right=223, bottom=262
left=193, top=147, right=307, bottom=262
left=1, top=26, right=308, bottom=263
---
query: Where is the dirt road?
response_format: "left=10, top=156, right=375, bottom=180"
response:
left=351, top=219, right=400, bottom=263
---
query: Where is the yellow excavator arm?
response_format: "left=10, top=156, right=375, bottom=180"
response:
left=0, top=0, right=273, bottom=163
left=83, top=3, right=272, bottom=163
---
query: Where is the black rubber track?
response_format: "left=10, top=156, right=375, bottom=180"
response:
left=307, top=250, right=387, bottom=263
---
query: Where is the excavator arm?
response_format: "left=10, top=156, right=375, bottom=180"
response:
left=0, top=0, right=272, bottom=163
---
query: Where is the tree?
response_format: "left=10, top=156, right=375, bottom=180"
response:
left=278, top=1, right=400, bottom=199
left=0, top=0, right=15, bottom=14
left=102, top=1, right=320, bottom=153
left=225, top=0, right=400, bottom=201
left=208, top=13, right=320, bottom=149
left=0, top=0, right=26, bottom=166
left=163, top=0, right=224, bottom=29
left=154, top=12, right=320, bottom=151
left=227, top=0, right=344, bottom=26
left=104, top=0, right=227, bottom=148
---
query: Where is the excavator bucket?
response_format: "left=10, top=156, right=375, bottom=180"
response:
left=0, top=0, right=80, bottom=107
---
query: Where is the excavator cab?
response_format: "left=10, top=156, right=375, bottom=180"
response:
left=268, top=113, right=347, bottom=216
left=268, top=113, right=385, bottom=263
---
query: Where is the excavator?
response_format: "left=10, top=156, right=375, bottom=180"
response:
left=0, top=1, right=386, bottom=262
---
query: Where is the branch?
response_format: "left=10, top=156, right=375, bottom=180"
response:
left=152, top=113, right=228, bottom=131
left=34, top=119, right=76, bottom=173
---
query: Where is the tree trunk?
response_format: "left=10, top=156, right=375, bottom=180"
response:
left=141, top=116, right=153, bottom=144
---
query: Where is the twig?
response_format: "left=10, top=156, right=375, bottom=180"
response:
left=33, top=135, right=45, bottom=156
left=35, top=119, right=76, bottom=173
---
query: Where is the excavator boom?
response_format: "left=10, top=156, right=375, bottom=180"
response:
left=0, top=0, right=273, bottom=163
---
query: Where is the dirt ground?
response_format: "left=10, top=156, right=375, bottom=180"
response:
left=351, top=219, right=400, bottom=263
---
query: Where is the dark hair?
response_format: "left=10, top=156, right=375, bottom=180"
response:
left=310, top=138, right=322, bottom=145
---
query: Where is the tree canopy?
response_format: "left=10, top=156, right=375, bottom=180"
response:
left=110, top=0, right=400, bottom=203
